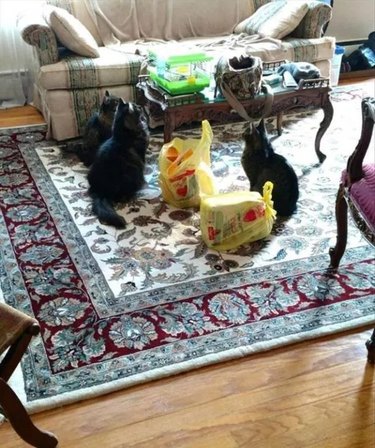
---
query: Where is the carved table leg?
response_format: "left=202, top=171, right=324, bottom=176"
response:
left=329, top=183, right=348, bottom=269
left=315, top=96, right=334, bottom=163
left=366, top=328, right=375, bottom=364
left=163, top=112, right=173, bottom=143
left=276, top=113, right=283, bottom=136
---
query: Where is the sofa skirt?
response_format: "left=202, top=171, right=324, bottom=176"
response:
left=35, top=84, right=136, bottom=141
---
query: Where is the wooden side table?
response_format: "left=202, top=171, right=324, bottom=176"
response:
left=136, top=75, right=333, bottom=163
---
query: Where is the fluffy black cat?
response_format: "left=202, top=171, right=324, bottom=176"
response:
left=87, top=98, right=150, bottom=228
left=77, top=90, right=120, bottom=167
left=241, top=119, right=299, bottom=216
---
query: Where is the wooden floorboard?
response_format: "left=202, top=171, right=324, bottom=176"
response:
left=0, top=78, right=374, bottom=447
left=339, top=68, right=375, bottom=80
left=0, top=329, right=373, bottom=448
left=0, top=105, right=45, bottom=128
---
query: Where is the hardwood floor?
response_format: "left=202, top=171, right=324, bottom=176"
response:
left=0, top=329, right=374, bottom=448
left=0, top=79, right=374, bottom=448
left=0, top=105, right=45, bottom=128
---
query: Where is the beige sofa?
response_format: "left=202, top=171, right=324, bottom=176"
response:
left=19, top=0, right=335, bottom=141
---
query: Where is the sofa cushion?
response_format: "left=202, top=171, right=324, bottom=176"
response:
left=38, top=32, right=334, bottom=93
left=46, top=0, right=103, bottom=45
left=44, top=6, right=100, bottom=58
left=282, top=36, right=334, bottom=63
left=172, top=34, right=334, bottom=70
left=234, top=1, right=309, bottom=39
left=38, top=47, right=143, bottom=90
left=88, top=0, right=255, bottom=45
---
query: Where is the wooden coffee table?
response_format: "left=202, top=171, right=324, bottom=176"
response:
left=136, top=72, right=333, bottom=163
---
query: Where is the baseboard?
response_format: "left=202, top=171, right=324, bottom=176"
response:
left=0, top=70, right=29, bottom=102
left=339, top=68, right=375, bottom=79
left=337, top=39, right=367, bottom=47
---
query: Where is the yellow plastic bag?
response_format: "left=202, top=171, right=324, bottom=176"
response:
left=200, top=182, right=276, bottom=251
left=158, top=120, right=217, bottom=208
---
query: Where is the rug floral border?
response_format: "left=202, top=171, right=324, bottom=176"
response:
left=0, top=113, right=374, bottom=408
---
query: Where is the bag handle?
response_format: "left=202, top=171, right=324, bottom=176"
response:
left=167, top=147, right=194, bottom=177
left=219, top=80, right=274, bottom=125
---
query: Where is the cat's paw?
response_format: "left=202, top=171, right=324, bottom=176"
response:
left=100, top=215, right=126, bottom=229
left=112, top=216, right=127, bottom=229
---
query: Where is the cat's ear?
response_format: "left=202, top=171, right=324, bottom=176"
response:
left=242, top=123, right=251, bottom=137
left=102, top=91, right=110, bottom=106
left=257, top=119, right=266, bottom=134
left=117, top=98, right=129, bottom=111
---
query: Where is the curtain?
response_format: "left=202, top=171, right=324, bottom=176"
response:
left=0, top=0, right=44, bottom=107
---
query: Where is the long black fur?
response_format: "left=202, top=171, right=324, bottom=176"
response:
left=241, top=119, right=299, bottom=216
left=77, top=90, right=119, bottom=167
left=87, top=98, right=150, bottom=228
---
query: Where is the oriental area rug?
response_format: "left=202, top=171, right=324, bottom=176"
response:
left=0, top=86, right=374, bottom=416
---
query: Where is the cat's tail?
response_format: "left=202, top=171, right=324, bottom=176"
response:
left=91, top=195, right=126, bottom=229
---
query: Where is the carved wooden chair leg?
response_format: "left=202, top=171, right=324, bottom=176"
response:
left=366, top=329, right=375, bottom=364
left=0, top=303, right=59, bottom=447
left=329, top=183, right=348, bottom=268
left=0, top=378, right=58, bottom=447
left=0, top=325, right=37, bottom=382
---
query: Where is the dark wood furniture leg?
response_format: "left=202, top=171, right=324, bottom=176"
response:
left=329, top=97, right=375, bottom=269
left=276, top=113, right=283, bottom=136
left=164, top=111, right=173, bottom=143
left=315, top=95, right=333, bottom=163
left=0, top=378, right=58, bottom=448
left=366, top=329, right=375, bottom=364
left=329, top=183, right=348, bottom=268
left=0, top=324, right=38, bottom=382
left=0, top=308, right=59, bottom=448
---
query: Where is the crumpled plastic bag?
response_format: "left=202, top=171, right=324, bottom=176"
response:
left=200, top=181, right=276, bottom=251
left=158, top=120, right=217, bottom=208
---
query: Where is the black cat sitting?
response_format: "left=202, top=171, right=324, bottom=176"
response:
left=87, top=98, right=150, bottom=228
left=77, top=90, right=119, bottom=167
left=241, top=119, right=299, bottom=216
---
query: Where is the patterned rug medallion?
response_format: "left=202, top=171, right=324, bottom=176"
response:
left=0, top=86, right=374, bottom=414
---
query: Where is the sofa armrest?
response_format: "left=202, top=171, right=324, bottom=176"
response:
left=291, top=1, right=332, bottom=39
left=18, top=12, right=59, bottom=66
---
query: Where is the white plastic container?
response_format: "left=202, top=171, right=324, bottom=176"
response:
left=331, top=45, right=345, bottom=87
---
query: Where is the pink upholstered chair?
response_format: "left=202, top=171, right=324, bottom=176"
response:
left=328, top=96, right=375, bottom=364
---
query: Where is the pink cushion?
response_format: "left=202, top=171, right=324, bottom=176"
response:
left=341, top=164, right=375, bottom=232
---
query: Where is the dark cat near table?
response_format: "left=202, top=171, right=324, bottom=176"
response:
left=241, top=119, right=299, bottom=216
left=87, top=98, right=150, bottom=228
left=77, top=90, right=120, bottom=167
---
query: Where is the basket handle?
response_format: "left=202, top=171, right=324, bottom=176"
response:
left=219, top=80, right=274, bottom=125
